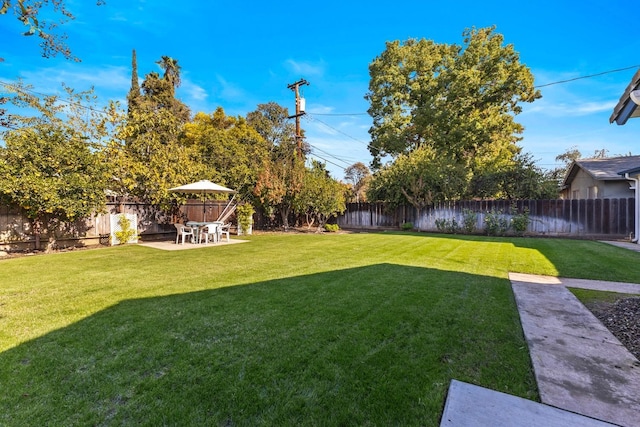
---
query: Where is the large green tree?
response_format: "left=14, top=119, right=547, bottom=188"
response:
left=248, top=102, right=305, bottom=230
left=110, top=55, right=199, bottom=211
left=181, top=108, right=269, bottom=198
left=366, top=26, right=540, bottom=199
left=0, top=81, right=118, bottom=250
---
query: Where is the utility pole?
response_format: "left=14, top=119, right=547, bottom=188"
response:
left=287, top=78, right=309, bottom=156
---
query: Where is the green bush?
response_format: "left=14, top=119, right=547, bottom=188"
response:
left=324, top=223, right=340, bottom=232
left=236, top=203, right=255, bottom=234
left=484, top=209, right=509, bottom=236
left=435, top=217, right=459, bottom=234
left=462, top=209, right=477, bottom=234
left=401, top=222, right=414, bottom=231
left=510, top=207, right=530, bottom=236
left=114, top=214, right=137, bottom=245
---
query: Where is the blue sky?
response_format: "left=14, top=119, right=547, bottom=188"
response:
left=1, top=0, right=639, bottom=179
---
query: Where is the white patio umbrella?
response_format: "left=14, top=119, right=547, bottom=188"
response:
left=169, top=180, right=236, bottom=221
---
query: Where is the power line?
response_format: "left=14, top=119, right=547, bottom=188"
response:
left=308, top=112, right=368, bottom=116
left=307, top=143, right=354, bottom=167
left=304, top=114, right=370, bottom=146
left=307, top=151, right=350, bottom=172
left=0, top=79, right=109, bottom=115
left=534, top=65, right=640, bottom=88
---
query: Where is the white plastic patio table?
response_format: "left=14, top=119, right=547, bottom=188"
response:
left=186, top=221, right=216, bottom=243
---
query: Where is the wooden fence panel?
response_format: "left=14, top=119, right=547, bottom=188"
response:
left=337, top=198, right=636, bottom=239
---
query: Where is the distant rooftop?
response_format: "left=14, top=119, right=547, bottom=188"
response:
left=563, top=155, right=640, bottom=185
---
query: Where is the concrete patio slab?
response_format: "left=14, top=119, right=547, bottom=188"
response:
left=440, top=380, right=616, bottom=426
left=138, top=239, right=248, bottom=251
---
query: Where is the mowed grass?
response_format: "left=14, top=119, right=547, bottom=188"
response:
left=2, top=232, right=640, bottom=426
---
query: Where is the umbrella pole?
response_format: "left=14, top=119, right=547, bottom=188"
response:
left=202, top=193, right=206, bottom=222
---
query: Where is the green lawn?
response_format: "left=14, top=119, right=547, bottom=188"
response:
left=2, top=232, right=640, bottom=426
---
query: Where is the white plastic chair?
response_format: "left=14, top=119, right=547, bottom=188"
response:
left=174, top=223, right=194, bottom=244
left=213, top=221, right=230, bottom=242
left=198, top=223, right=218, bottom=244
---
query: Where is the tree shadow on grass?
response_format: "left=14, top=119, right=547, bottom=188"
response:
left=0, top=264, right=536, bottom=426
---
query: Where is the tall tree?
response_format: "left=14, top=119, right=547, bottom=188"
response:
left=156, top=56, right=182, bottom=92
left=0, top=81, right=118, bottom=250
left=366, top=27, right=539, bottom=199
left=0, top=0, right=105, bottom=61
left=127, top=49, right=141, bottom=115
left=111, top=55, right=196, bottom=210
left=248, top=102, right=304, bottom=229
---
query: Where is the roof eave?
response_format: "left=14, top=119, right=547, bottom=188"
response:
left=610, top=68, right=640, bottom=125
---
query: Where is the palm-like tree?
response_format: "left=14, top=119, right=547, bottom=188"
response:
left=156, top=56, right=182, bottom=89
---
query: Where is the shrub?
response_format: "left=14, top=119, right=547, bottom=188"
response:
left=324, top=223, right=340, bottom=232
left=236, top=204, right=255, bottom=235
left=401, top=222, right=414, bottom=231
left=484, top=209, right=509, bottom=236
left=435, top=217, right=459, bottom=234
left=114, top=214, right=137, bottom=245
left=510, top=207, right=530, bottom=236
left=462, top=209, right=477, bottom=234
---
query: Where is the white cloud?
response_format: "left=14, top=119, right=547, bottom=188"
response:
left=525, top=99, right=618, bottom=116
left=19, top=65, right=130, bottom=94
left=180, top=79, right=208, bottom=102
left=214, top=75, right=246, bottom=101
left=284, top=59, right=325, bottom=77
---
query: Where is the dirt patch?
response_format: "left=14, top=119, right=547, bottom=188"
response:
left=585, top=297, right=640, bottom=360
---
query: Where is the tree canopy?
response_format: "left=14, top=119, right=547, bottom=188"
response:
left=0, top=81, right=118, bottom=249
left=366, top=27, right=539, bottom=170
left=249, top=103, right=305, bottom=229
left=108, top=55, right=200, bottom=211
left=365, top=27, right=543, bottom=203
left=182, top=108, right=269, bottom=198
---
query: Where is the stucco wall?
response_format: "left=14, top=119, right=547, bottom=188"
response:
left=568, top=169, right=633, bottom=199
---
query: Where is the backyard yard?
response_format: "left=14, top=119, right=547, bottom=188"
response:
left=1, top=232, right=640, bottom=426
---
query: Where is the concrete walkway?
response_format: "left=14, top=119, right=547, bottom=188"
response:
left=509, top=273, right=640, bottom=427
left=440, top=380, right=616, bottom=426
left=601, top=240, right=640, bottom=253
left=441, top=273, right=640, bottom=426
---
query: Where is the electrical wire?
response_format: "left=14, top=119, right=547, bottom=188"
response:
left=0, top=79, right=109, bottom=114
left=307, top=112, right=368, bottom=116
left=534, top=65, right=640, bottom=88
left=306, top=143, right=354, bottom=167
left=306, top=151, right=350, bottom=172
left=304, top=114, right=370, bottom=146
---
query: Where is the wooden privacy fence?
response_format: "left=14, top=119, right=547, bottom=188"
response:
left=337, top=199, right=636, bottom=239
left=0, top=199, right=235, bottom=252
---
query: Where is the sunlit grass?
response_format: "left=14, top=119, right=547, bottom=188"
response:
left=1, top=232, right=640, bottom=426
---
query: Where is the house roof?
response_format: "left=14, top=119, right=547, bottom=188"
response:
left=618, top=165, right=640, bottom=177
left=563, top=155, right=640, bottom=186
left=610, top=68, right=640, bottom=125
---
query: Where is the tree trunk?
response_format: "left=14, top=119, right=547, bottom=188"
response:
left=32, top=217, right=41, bottom=251
left=280, top=205, right=290, bottom=230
